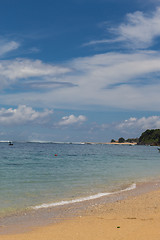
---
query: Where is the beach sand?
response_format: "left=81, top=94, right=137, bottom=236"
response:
left=1, top=187, right=160, bottom=240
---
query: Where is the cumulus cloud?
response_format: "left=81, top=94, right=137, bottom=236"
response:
left=117, top=116, right=160, bottom=131
left=85, top=7, right=160, bottom=49
left=0, top=105, right=53, bottom=125
left=58, top=114, right=87, bottom=126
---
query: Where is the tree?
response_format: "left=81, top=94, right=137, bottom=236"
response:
left=118, top=137, right=125, bottom=143
left=111, top=139, right=116, bottom=143
left=126, top=138, right=139, bottom=143
left=138, top=129, right=160, bottom=145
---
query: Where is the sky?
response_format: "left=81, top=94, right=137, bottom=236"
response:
left=1, top=0, right=160, bottom=142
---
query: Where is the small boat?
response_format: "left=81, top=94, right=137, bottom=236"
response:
left=8, top=141, right=13, bottom=146
left=158, top=148, right=160, bottom=152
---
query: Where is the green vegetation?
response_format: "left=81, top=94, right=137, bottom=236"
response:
left=126, top=138, right=139, bottom=143
left=111, top=129, right=160, bottom=146
left=110, top=137, right=138, bottom=143
left=118, top=137, right=125, bottom=143
left=138, top=129, right=160, bottom=146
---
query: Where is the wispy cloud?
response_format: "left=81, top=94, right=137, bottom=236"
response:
left=16, top=80, right=77, bottom=91
left=2, top=50, right=160, bottom=111
left=85, top=7, right=160, bottom=49
left=0, top=58, right=71, bottom=90
left=83, top=37, right=123, bottom=46
left=0, top=39, right=20, bottom=56
left=0, top=105, right=53, bottom=125
left=116, top=7, right=160, bottom=48
left=58, top=114, right=87, bottom=126
left=1, top=58, right=70, bottom=79
left=2, top=7, right=160, bottom=112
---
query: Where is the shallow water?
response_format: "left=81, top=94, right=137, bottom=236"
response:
left=0, top=142, right=160, bottom=216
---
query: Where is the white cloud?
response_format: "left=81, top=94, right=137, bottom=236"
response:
left=116, top=7, right=160, bottom=48
left=1, top=50, right=160, bottom=111
left=85, top=7, right=160, bottom=49
left=2, top=58, right=70, bottom=79
left=1, top=9, right=160, bottom=114
left=117, top=116, right=160, bottom=131
left=0, top=58, right=71, bottom=89
left=0, top=105, right=53, bottom=125
left=0, top=40, right=19, bottom=56
left=58, top=114, right=87, bottom=126
left=83, top=37, right=123, bottom=46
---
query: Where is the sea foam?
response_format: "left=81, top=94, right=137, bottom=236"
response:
left=32, top=183, right=136, bottom=210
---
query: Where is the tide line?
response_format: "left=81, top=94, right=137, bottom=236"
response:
left=32, top=183, right=136, bottom=210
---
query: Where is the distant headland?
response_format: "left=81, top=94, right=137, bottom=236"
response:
left=83, top=129, right=160, bottom=146
left=111, top=129, right=160, bottom=146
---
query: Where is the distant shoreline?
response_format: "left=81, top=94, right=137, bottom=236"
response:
left=82, top=142, right=137, bottom=145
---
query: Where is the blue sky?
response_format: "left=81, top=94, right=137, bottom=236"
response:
left=1, top=0, right=160, bottom=142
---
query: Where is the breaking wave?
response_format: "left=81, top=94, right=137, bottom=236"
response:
left=32, top=183, right=136, bottom=210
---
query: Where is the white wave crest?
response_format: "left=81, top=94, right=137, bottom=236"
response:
left=32, top=183, right=136, bottom=210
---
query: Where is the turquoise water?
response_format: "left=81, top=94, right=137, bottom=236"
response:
left=0, top=142, right=160, bottom=216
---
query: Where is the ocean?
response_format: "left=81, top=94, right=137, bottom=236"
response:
left=0, top=142, right=160, bottom=218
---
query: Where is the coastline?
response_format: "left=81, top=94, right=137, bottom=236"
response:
left=82, top=142, right=137, bottom=145
left=1, top=179, right=160, bottom=239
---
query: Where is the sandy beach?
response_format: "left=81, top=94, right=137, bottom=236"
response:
left=83, top=142, right=137, bottom=145
left=1, top=186, right=160, bottom=240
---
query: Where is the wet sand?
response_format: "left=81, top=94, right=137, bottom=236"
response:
left=1, top=181, right=160, bottom=240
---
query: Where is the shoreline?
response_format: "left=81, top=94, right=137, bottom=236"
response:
left=31, top=183, right=136, bottom=210
left=1, top=143, right=160, bottom=235
left=1, top=179, right=160, bottom=236
left=1, top=181, right=160, bottom=239
left=82, top=142, right=137, bottom=145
